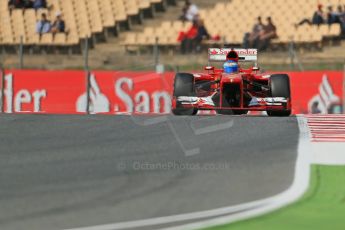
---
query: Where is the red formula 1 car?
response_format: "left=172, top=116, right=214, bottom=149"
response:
left=171, top=48, right=291, bottom=116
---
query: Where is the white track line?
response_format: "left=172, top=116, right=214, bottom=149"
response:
left=312, top=142, right=345, bottom=165
left=161, top=115, right=312, bottom=230
left=65, top=116, right=312, bottom=230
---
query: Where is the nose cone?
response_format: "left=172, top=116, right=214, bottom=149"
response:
left=222, top=73, right=242, bottom=83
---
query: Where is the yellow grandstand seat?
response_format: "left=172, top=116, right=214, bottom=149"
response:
left=137, top=0, right=151, bottom=9
left=40, top=33, right=53, bottom=45
left=54, top=33, right=67, bottom=45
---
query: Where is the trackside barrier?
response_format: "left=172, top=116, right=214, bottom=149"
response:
left=1, top=70, right=344, bottom=115
left=290, top=71, right=343, bottom=114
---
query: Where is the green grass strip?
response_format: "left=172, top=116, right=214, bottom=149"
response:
left=208, top=165, right=345, bottom=230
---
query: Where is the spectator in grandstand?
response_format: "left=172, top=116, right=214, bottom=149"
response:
left=296, top=4, right=326, bottom=28
left=51, top=12, right=66, bottom=34
left=32, top=0, right=47, bottom=9
left=339, top=5, right=345, bottom=37
left=178, top=18, right=212, bottom=53
left=243, top=16, right=264, bottom=49
left=194, top=19, right=210, bottom=52
left=179, top=1, right=189, bottom=21
left=36, top=13, right=51, bottom=35
left=9, top=0, right=46, bottom=9
left=179, top=0, right=199, bottom=22
left=8, top=0, right=24, bottom=10
left=178, top=20, right=198, bottom=54
left=258, top=17, right=277, bottom=51
left=8, top=0, right=16, bottom=11
left=327, top=5, right=339, bottom=25
left=334, top=5, right=345, bottom=24
left=19, top=0, right=34, bottom=8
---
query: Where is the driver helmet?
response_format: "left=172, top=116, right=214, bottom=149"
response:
left=223, top=60, right=238, bottom=74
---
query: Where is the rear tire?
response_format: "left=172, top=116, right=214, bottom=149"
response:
left=172, top=73, right=198, bottom=116
left=267, top=74, right=291, bottom=117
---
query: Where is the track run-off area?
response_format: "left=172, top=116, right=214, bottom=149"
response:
left=0, top=114, right=343, bottom=230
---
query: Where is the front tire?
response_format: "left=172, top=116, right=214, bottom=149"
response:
left=267, top=74, right=291, bottom=117
left=172, top=73, right=198, bottom=116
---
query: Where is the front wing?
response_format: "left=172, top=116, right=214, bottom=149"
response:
left=172, top=95, right=291, bottom=111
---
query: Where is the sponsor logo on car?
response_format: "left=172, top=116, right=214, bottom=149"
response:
left=209, top=49, right=257, bottom=56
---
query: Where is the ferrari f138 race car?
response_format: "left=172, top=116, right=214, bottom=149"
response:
left=172, top=48, right=291, bottom=116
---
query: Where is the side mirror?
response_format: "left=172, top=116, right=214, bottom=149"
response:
left=252, top=66, right=260, bottom=71
left=205, top=66, right=215, bottom=71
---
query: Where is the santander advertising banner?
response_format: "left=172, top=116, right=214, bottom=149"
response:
left=1, top=70, right=174, bottom=114
left=0, top=70, right=343, bottom=114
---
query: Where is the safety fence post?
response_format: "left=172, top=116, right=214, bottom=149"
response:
left=154, top=37, right=159, bottom=67
left=18, top=36, right=24, bottom=69
left=85, top=71, right=91, bottom=115
left=288, top=38, right=304, bottom=71
left=84, top=38, right=89, bottom=71
left=0, top=66, right=4, bottom=113
left=288, top=39, right=294, bottom=70
left=83, top=38, right=91, bottom=115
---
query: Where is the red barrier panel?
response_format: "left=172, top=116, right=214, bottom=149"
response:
left=290, top=71, right=343, bottom=114
left=2, top=70, right=174, bottom=114
left=2, top=70, right=86, bottom=114
left=1, top=70, right=343, bottom=114
left=75, top=71, right=174, bottom=114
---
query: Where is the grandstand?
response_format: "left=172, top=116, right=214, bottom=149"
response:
left=0, top=0, right=344, bottom=52
left=123, top=0, right=344, bottom=50
left=0, top=0, right=174, bottom=53
left=0, top=0, right=344, bottom=71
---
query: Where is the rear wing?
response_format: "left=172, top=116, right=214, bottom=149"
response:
left=208, top=48, right=258, bottom=62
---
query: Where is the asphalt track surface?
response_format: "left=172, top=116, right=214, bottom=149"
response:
left=0, top=114, right=299, bottom=230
